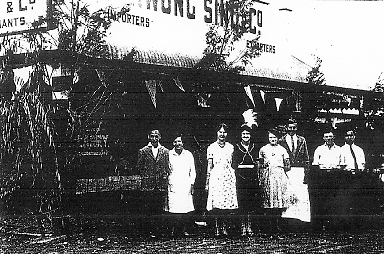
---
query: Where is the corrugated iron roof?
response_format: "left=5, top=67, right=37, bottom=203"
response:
left=107, top=45, right=200, bottom=68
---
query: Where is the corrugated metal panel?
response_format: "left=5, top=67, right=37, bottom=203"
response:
left=107, top=45, right=200, bottom=68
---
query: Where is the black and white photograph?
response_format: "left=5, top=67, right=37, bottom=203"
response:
left=1, top=0, right=384, bottom=253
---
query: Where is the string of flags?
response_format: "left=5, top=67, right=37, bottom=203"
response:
left=244, top=85, right=285, bottom=112
left=144, top=77, right=287, bottom=113
left=275, top=97, right=284, bottom=112
left=244, top=85, right=255, bottom=107
left=145, top=78, right=185, bottom=108
left=145, top=80, right=157, bottom=108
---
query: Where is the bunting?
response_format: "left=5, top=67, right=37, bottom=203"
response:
left=275, top=98, right=283, bottom=111
left=145, top=80, right=157, bottom=108
left=158, top=80, right=164, bottom=92
left=244, top=85, right=255, bottom=107
left=95, top=69, right=107, bottom=87
left=173, top=77, right=185, bottom=92
left=260, top=90, right=266, bottom=103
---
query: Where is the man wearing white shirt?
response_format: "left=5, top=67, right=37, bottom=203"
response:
left=310, top=130, right=345, bottom=231
left=341, top=130, right=365, bottom=171
left=312, top=131, right=343, bottom=170
left=340, top=130, right=366, bottom=230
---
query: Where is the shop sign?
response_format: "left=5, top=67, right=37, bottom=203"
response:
left=88, top=0, right=306, bottom=81
left=94, top=0, right=279, bottom=57
left=106, top=0, right=264, bottom=36
left=0, top=0, right=52, bottom=36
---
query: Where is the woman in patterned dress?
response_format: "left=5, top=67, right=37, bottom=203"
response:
left=258, top=129, right=290, bottom=232
left=205, top=123, right=238, bottom=236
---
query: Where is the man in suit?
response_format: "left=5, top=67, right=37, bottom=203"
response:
left=137, top=129, right=170, bottom=237
left=279, top=120, right=311, bottom=225
left=279, top=120, right=310, bottom=172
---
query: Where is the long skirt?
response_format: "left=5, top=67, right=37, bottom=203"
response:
left=259, top=166, right=289, bottom=209
left=236, top=167, right=262, bottom=213
left=282, top=167, right=311, bottom=222
left=206, top=164, right=238, bottom=211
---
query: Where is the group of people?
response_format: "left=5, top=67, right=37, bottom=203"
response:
left=135, top=120, right=367, bottom=238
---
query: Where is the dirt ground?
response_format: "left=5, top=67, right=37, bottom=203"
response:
left=2, top=216, right=384, bottom=254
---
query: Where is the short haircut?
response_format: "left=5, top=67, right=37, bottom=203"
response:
left=148, top=129, right=161, bottom=137
left=173, top=133, right=184, bottom=141
left=216, top=123, right=229, bottom=132
left=268, top=128, right=279, bottom=138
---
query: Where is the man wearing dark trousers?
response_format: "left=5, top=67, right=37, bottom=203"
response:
left=309, top=130, right=345, bottom=231
left=137, top=129, right=170, bottom=237
left=339, top=130, right=366, bottom=230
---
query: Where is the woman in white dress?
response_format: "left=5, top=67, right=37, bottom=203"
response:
left=166, top=134, right=196, bottom=237
left=205, top=123, right=238, bottom=237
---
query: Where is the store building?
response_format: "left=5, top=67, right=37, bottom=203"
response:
left=2, top=0, right=384, bottom=214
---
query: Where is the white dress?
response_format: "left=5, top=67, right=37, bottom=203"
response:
left=206, top=142, right=238, bottom=211
left=282, top=167, right=311, bottom=222
left=166, top=148, right=196, bottom=213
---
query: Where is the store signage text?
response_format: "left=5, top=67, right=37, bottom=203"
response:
left=108, top=0, right=263, bottom=34
left=247, top=40, right=275, bottom=54
left=108, top=9, right=151, bottom=27
left=204, top=0, right=262, bottom=35
left=0, top=0, right=49, bottom=35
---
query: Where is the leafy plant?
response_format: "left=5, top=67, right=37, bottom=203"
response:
left=0, top=44, right=59, bottom=222
left=193, top=0, right=262, bottom=108
left=0, top=0, right=124, bottom=231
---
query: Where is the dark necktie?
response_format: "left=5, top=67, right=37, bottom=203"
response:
left=349, top=144, right=358, bottom=170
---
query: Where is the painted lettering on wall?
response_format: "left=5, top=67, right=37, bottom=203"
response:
left=1, top=0, right=48, bottom=35
left=108, top=0, right=263, bottom=34
left=108, top=9, right=151, bottom=27
left=247, top=40, right=275, bottom=54
left=203, top=0, right=262, bottom=35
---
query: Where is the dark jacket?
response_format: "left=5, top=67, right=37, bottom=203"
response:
left=279, top=134, right=309, bottom=168
left=137, top=144, right=170, bottom=191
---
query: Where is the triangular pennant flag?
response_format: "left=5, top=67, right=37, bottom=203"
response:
left=173, top=77, right=185, bottom=92
left=145, top=80, right=157, bottom=108
left=260, top=90, right=266, bottom=103
left=275, top=98, right=283, bottom=111
left=95, top=69, right=107, bottom=87
left=158, top=80, right=164, bottom=92
left=244, top=85, right=255, bottom=107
